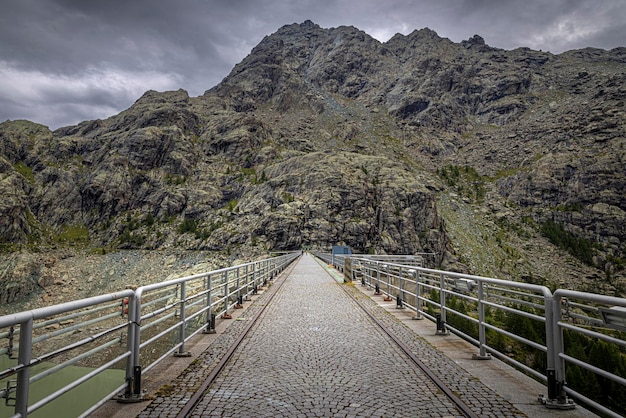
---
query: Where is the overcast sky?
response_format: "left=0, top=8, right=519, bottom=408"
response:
left=1, top=0, right=625, bottom=130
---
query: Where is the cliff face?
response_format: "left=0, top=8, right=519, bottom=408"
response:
left=1, top=20, right=625, bottom=304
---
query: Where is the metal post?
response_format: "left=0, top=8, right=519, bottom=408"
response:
left=221, top=270, right=232, bottom=319
left=539, top=295, right=575, bottom=409
left=473, top=282, right=490, bottom=359
left=545, top=294, right=556, bottom=394
left=175, top=281, right=191, bottom=357
left=204, top=274, right=214, bottom=333
left=376, top=264, right=381, bottom=294
left=397, top=266, right=404, bottom=309
left=383, top=264, right=392, bottom=301
left=437, top=273, right=449, bottom=335
left=244, top=264, right=251, bottom=301
left=413, top=269, right=423, bottom=320
left=252, top=262, right=257, bottom=293
left=237, top=266, right=241, bottom=298
left=385, top=264, right=391, bottom=295
left=235, top=267, right=243, bottom=308
left=120, top=292, right=143, bottom=401
left=225, top=270, right=229, bottom=307
left=15, top=318, right=33, bottom=417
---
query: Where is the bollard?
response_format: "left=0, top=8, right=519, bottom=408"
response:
left=374, top=283, right=381, bottom=295
left=235, top=295, right=244, bottom=309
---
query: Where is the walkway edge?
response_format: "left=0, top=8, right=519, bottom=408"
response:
left=345, top=270, right=599, bottom=418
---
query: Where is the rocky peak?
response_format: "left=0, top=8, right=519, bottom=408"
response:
left=134, top=88, right=190, bottom=106
left=1, top=20, right=625, bottom=306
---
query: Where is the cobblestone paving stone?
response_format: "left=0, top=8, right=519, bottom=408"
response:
left=138, top=255, right=526, bottom=417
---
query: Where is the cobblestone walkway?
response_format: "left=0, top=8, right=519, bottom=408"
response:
left=139, top=255, right=526, bottom=417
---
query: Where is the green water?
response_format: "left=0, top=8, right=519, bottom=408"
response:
left=0, top=357, right=125, bottom=418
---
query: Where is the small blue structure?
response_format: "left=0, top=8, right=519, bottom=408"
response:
left=331, top=245, right=352, bottom=266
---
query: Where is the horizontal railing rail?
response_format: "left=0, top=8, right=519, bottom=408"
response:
left=314, top=252, right=626, bottom=418
left=312, top=251, right=436, bottom=273
left=0, top=252, right=300, bottom=418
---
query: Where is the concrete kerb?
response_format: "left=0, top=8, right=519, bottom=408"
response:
left=312, top=256, right=344, bottom=283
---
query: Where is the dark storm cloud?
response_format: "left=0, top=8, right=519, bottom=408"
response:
left=1, top=0, right=625, bottom=129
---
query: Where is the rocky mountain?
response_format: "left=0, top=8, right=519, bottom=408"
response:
left=1, top=20, right=625, bottom=306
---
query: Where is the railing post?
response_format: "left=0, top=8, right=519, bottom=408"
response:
left=235, top=267, right=243, bottom=308
left=120, top=292, right=143, bottom=402
left=204, top=274, right=216, bottom=334
left=437, top=273, right=449, bottom=335
left=244, top=264, right=251, bottom=301
left=361, top=263, right=367, bottom=286
left=397, top=266, right=404, bottom=309
left=225, top=270, right=229, bottom=307
left=252, top=262, right=258, bottom=294
left=175, top=281, right=191, bottom=357
left=473, top=281, right=491, bottom=360
left=539, top=294, right=575, bottom=409
left=375, top=263, right=381, bottom=295
left=412, top=269, right=423, bottom=320
left=222, top=270, right=232, bottom=319
left=260, top=261, right=266, bottom=288
left=383, top=264, right=392, bottom=301
left=15, top=317, right=33, bottom=417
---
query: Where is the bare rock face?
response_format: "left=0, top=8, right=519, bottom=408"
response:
left=0, top=252, right=41, bottom=304
left=1, top=21, right=625, bottom=304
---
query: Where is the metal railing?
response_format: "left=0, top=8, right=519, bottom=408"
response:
left=321, top=253, right=626, bottom=418
left=312, top=251, right=435, bottom=272
left=0, top=252, right=300, bottom=417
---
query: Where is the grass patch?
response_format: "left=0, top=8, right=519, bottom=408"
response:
left=14, top=161, right=35, bottom=184
left=58, top=224, right=90, bottom=244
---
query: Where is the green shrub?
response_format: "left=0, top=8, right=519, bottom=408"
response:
left=540, top=220, right=595, bottom=266
left=178, top=219, right=198, bottom=234
left=225, top=199, right=238, bottom=212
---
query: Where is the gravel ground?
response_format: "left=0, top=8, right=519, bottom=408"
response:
left=0, top=249, right=233, bottom=315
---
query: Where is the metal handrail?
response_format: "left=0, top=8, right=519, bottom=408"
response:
left=0, top=252, right=300, bottom=417
left=319, top=253, right=626, bottom=418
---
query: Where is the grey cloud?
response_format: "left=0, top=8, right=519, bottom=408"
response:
left=1, top=0, right=625, bottom=129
